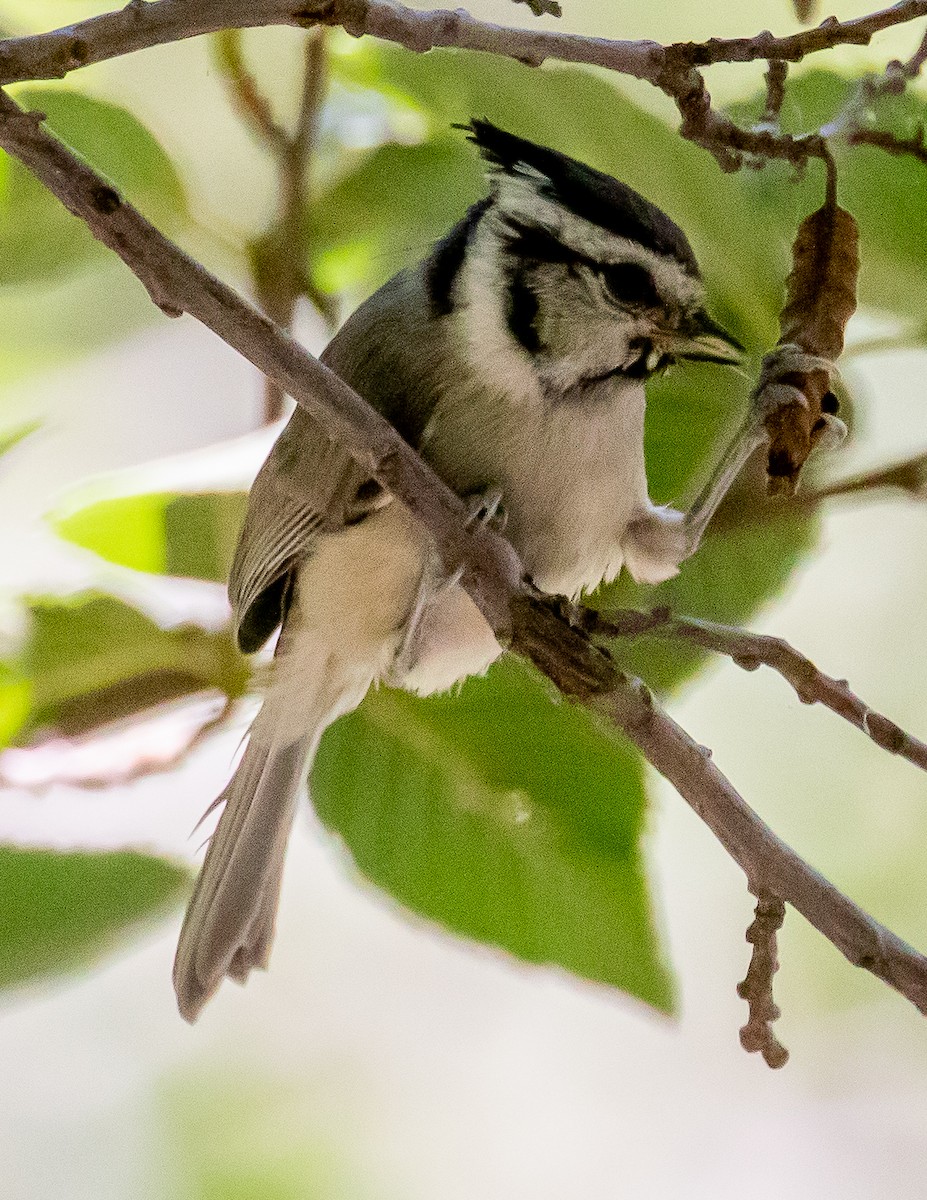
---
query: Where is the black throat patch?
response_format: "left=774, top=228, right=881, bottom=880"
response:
left=505, top=264, right=542, bottom=354
left=425, top=196, right=492, bottom=316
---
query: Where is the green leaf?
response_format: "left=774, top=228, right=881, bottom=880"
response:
left=308, top=138, right=483, bottom=295
left=0, top=846, right=189, bottom=991
left=17, top=86, right=186, bottom=217
left=314, top=656, right=674, bottom=1012
left=0, top=419, right=37, bottom=458
left=0, top=259, right=164, bottom=389
left=0, top=663, right=30, bottom=747
left=53, top=491, right=248, bottom=582
left=8, top=592, right=248, bottom=748
left=1, top=87, right=186, bottom=286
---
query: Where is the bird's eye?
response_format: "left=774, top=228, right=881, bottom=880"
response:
left=600, top=263, right=660, bottom=309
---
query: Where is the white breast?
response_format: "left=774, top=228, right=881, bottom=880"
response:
left=426, top=366, right=651, bottom=599
left=431, top=222, right=654, bottom=598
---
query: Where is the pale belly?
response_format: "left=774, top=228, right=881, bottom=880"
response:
left=284, top=376, right=676, bottom=704
left=426, top=383, right=652, bottom=599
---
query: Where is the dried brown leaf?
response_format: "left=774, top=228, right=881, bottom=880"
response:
left=780, top=201, right=859, bottom=360
left=764, top=200, right=859, bottom=492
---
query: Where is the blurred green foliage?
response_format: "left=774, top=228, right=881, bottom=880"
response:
left=0, top=87, right=186, bottom=285
left=0, top=846, right=189, bottom=990
left=160, top=1071, right=373, bottom=1200
left=53, top=491, right=248, bottom=582
left=3, top=593, right=249, bottom=750
left=2, top=34, right=925, bottom=1009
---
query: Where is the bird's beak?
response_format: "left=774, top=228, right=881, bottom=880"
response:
left=664, top=311, right=744, bottom=365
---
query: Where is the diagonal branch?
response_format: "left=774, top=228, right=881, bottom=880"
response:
left=589, top=607, right=927, bottom=773
left=0, top=91, right=523, bottom=642
left=4, top=2, right=926, bottom=177
left=2, top=86, right=926, bottom=1022
left=2, top=1, right=926, bottom=87
left=595, top=680, right=927, bottom=1013
left=216, top=26, right=332, bottom=422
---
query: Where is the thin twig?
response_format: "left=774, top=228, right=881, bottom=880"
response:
left=655, top=60, right=829, bottom=173
left=793, top=0, right=820, bottom=23
left=810, top=448, right=927, bottom=500
left=849, top=125, right=927, bottom=161
left=738, top=894, right=789, bottom=1069
left=1, top=87, right=926, bottom=1022
left=216, top=27, right=330, bottom=422
left=213, top=28, right=289, bottom=153
left=512, top=0, right=563, bottom=17
left=588, top=606, right=927, bottom=774
left=761, top=59, right=789, bottom=129
left=0, top=0, right=659, bottom=86
left=3, top=2, right=926, bottom=176
left=822, top=24, right=927, bottom=142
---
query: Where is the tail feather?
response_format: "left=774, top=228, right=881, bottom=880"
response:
left=173, top=644, right=378, bottom=1023
left=174, top=501, right=437, bottom=1021
left=173, top=733, right=309, bottom=1022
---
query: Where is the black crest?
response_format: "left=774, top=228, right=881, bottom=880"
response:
left=462, top=119, right=699, bottom=277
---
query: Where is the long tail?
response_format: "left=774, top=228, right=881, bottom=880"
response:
left=173, top=502, right=455, bottom=1021
left=173, top=649, right=373, bottom=1023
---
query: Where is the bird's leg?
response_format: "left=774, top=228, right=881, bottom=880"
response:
left=674, top=408, right=769, bottom=555
left=680, top=346, right=847, bottom=555
left=625, top=348, right=844, bottom=579
left=392, top=487, right=507, bottom=675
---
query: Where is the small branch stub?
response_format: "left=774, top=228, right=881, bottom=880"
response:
left=849, top=125, right=927, bottom=164
left=763, top=192, right=860, bottom=493
left=738, top=894, right=789, bottom=1069
left=513, top=0, right=563, bottom=16
left=792, top=0, right=820, bottom=23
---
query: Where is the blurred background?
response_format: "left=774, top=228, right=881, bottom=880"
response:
left=2, top=1, right=927, bottom=1197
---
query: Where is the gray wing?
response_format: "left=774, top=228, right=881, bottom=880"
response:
left=230, top=265, right=450, bottom=653
left=229, top=405, right=380, bottom=652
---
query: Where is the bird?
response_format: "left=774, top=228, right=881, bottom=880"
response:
left=173, top=119, right=744, bottom=1021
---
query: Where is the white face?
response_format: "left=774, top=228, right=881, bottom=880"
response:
left=457, top=166, right=731, bottom=401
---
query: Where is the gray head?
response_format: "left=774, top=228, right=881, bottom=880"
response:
left=426, top=121, right=741, bottom=397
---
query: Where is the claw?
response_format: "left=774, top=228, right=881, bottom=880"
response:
left=752, top=343, right=836, bottom=416
left=464, top=486, right=508, bottom=534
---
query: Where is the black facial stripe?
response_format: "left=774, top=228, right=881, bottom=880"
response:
left=506, top=265, right=543, bottom=354
left=426, top=195, right=492, bottom=316
left=499, top=217, right=582, bottom=267
left=500, top=217, right=613, bottom=282
left=500, top=217, right=667, bottom=315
